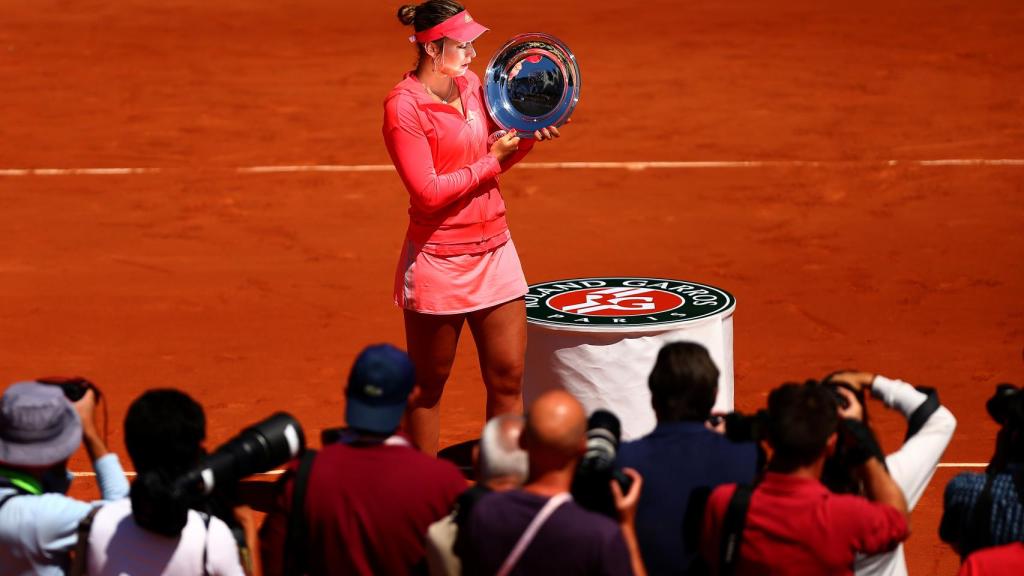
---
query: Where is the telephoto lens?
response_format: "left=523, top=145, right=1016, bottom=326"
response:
left=581, top=409, right=621, bottom=470
left=178, top=412, right=305, bottom=496
left=571, top=409, right=631, bottom=518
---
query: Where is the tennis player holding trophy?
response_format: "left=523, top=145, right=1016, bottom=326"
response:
left=383, top=0, right=574, bottom=454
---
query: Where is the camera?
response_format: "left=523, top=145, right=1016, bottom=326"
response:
left=820, top=376, right=863, bottom=413
left=36, top=376, right=101, bottom=402
left=721, top=409, right=769, bottom=444
left=176, top=411, right=306, bottom=497
left=722, top=379, right=853, bottom=445
left=570, top=409, right=633, bottom=519
left=986, top=383, right=1024, bottom=426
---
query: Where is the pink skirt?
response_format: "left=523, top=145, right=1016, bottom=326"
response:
left=394, top=238, right=528, bottom=314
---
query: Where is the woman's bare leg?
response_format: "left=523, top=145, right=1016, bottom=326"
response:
left=467, top=297, right=526, bottom=419
left=403, top=309, right=464, bottom=455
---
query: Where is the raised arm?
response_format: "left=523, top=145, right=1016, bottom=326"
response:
left=612, top=467, right=647, bottom=576
left=834, top=386, right=907, bottom=517
left=859, top=457, right=909, bottom=518
left=872, top=375, right=956, bottom=508
left=73, top=386, right=129, bottom=500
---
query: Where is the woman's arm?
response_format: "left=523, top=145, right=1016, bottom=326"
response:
left=384, top=97, right=501, bottom=214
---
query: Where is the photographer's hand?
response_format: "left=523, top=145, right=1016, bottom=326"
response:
left=828, top=371, right=876, bottom=393
left=836, top=387, right=864, bottom=422
left=73, top=387, right=109, bottom=461
left=705, top=413, right=727, bottom=435
left=611, top=467, right=642, bottom=525
left=611, top=467, right=647, bottom=576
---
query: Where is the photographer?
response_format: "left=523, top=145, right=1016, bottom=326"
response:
left=940, top=383, right=1024, bottom=559
left=617, top=342, right=759, bottom=574
left=81, top=389, right=244, bottom=575
left=0, top=379, right=129, bottom=574
left=701, top=381, right=909, bottom=575
left=259, top=344, right=466, bottom=576
left=822, top=371, right=956, bottom=576
left=428, top=413, right=528, bottom=576
left=461, top=390, right=646, bottom=576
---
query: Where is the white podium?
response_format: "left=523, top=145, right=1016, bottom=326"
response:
left=522, top=277, right=736, bottom=440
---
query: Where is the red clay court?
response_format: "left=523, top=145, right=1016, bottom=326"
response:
left=2, top=1, right=1022, bottom=572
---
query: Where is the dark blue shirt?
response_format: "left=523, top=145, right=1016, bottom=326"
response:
left=941, top=464, right=1024, bottom=554
left=617, top=421, right=758, bottom=575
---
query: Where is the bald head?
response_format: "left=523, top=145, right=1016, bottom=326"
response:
left=522, top=390, right=587, bottom=467
left=479, top=413, right=528, bottom=486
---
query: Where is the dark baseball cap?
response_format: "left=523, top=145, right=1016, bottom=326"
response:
left=345, top=344, right=415, bottom=435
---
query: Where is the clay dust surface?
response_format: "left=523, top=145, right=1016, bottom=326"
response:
left=2, top=1, right=1023, bottom=572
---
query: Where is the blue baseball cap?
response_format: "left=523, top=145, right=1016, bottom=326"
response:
left=345, top=344, right=415, bottom=435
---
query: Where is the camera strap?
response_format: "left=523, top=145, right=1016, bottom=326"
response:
left=0, top=471, right=43, bottom=513
left=496, top=492, right=572, bottom=576
left=0, top=468, right=43, bottom=496
left=67, top=505, right=101, bottom=576
left=719, top=483, right=754, bottom=576
left=283, top=448, right=318, bottom=576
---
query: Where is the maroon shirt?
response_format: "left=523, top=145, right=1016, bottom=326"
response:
left=261, top=440, right=467, bottom=576
left=702, top=472, right=908, bottom=575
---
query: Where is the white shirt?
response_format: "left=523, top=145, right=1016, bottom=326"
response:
left=86, top=498, right=244, bottom=576
left=854, top=375, right=958, bottom=576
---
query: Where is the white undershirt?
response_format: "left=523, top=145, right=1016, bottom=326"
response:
left=854, top=375, right=958, bottom=576
left=86, top=498, right=245, bottom=576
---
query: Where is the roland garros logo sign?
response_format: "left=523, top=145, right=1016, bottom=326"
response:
left=525, top=277, right=735, bottom=327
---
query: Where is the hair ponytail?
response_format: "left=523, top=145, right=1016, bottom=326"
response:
left=397, top=4, right=417, bottom=26
left=130, top=470, right=189, bottom=537
left=395, top=0, right=463, bottom=31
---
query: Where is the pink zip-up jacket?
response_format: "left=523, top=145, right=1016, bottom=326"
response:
left=383, top=70, right=534, bottom=255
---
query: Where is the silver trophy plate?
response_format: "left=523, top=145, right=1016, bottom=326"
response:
left=484, top=33, right=580, bottom=139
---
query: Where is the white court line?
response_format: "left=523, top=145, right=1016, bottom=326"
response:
left=936, top=463, right=987, bottom=468
left=71, top=470, right=285, bottom=478
left=2, top=159, right=1024, bottom=177
left=238, top=164, right=394, bottom=174
left=228, top=159, right=1024, bottom=172
left=0, top=167, right=160, bottom=176
left=70, top=462, right=987, bottom=477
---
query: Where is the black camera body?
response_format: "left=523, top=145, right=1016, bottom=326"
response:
left=722, top=378, right=857, bottom=444
left=570, top=409, right=633, bottom=519
left=722, top=409, right=769, bottom=444
left=36, top=376, right=101, bottom=402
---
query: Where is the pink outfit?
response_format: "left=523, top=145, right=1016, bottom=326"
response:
left=383, top=70, right=532, bottom=314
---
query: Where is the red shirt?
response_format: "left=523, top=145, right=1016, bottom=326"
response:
left=382, top=70, right=533, bottom=254
left=260, top=440, right=467, bottom=576
left=958, top=543, right=1024, bottom=575
left=702, top=472, right=909, bottom=575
